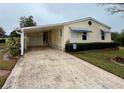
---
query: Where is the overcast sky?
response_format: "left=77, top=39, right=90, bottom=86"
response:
left=0, top=3, right=124, bottom=35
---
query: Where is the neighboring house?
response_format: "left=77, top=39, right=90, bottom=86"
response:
left=19, top=17, right=112, bottom=55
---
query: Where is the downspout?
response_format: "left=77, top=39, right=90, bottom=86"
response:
left=16, top=29, right=24, bottom=55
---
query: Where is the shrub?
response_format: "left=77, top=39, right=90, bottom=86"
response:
left=65, top=42, right=119, bottom=52
left=7, top=37, right=20, bottom=57
left=65, top=39, right=70, bottom=44
left=0, top=39, right=5, bottom=43
left=112, top=31, right=124, bottom=46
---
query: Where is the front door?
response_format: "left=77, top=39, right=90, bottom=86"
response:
left=43, top=32, right=48, bottom=46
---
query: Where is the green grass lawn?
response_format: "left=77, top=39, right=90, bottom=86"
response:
left=0, top=76, right=6, bottom=88
left=0, top=49, right=16, bottom=70
left=0, top=43, right=17, bottom=88
left=71, top=48, right=124, bottom=79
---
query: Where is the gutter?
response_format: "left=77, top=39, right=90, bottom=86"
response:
left=16, top=30, right=22, bottom=35
left=16, top=28, right=24, bottom=55
left=16, top=28, right=23, bottom=34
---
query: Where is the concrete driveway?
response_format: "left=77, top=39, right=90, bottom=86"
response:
left=2, top=48, right=124, bottom=89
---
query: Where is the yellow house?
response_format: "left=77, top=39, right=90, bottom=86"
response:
left=19, top=17, right=112, bottom=55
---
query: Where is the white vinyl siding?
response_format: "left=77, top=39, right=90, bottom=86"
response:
left=63, top=19, right=111, bottom=47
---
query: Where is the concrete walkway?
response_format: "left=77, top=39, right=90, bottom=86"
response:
left=2, top=48, right=124, bottom=89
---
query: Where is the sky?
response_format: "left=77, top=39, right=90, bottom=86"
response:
left=0, top=3, right=124, bottom=35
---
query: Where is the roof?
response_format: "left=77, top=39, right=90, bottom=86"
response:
left=63, top=17, right=111, bottom=29
left=21, top=17, right=111, bottom=31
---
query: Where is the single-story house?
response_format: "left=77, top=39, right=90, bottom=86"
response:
left=19, top=17, right=112, bottom=55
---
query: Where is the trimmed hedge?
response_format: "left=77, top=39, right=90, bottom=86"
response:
left=65, top=42, right=119, bottom=52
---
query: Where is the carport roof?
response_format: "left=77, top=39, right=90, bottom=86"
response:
left=22, top=23, right=63, bottom=33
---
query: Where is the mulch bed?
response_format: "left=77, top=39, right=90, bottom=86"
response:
left=111, top=56, right=124, bottom=66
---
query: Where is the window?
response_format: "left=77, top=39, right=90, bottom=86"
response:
left=101, top=31, right=105, bottom=40
left=60, top=30, right=62, bottom=37
left=88, top=21, right=92, bottom=26
left=82, top=32, right=87, bottom=40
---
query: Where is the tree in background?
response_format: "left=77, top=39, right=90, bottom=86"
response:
left=111, top=32, right=119, bottom=41
left=117, top=31, right=124, bottom=46
left=9, top=16, right=37, bottom=37
left=111, top=31, right=124, bottom=46
left=100, top=3, right=124, bottom=15
left=19, top=16, right=37, bottom=27
left=100, top=4, right=124, bottom=46
left=9, top=28, right=20, bottom=37
left=0, top=27, right=5, bottom=38
left=122, top=29, right=124, bottom=32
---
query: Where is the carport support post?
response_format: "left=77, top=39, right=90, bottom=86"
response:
left=21, top=30, right=24, bottom=55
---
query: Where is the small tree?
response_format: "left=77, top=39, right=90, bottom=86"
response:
left=7, top=16, right=37, bottom=57
left=7, top=37, right=20, bottom=57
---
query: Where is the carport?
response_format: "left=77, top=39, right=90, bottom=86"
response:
left=19, top=24, right=63, bottom=55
